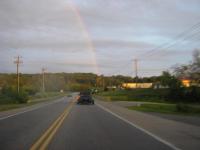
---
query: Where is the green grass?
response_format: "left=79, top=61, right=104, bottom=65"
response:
left=97, top=89, right=168, bottom=103
left=127, top=103, right=200, bottom=116
left=0, top=104, right=28, bottom=112
left=96, top=89, right=200, bottom=116
left=0, top=92, right=68, bottom=112
left=29, top=92, right=66, bottom=101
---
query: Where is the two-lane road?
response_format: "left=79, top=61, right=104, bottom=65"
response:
left=0, top=96, right=71, bottom=150
left=0, top=95, right=175, bottom=150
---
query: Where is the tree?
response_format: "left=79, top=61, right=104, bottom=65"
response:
left=160, top=71, right=183, bottom=101
left=160, top=71, right=182, bottom=88
left=174, top=49, right=200, bottom=82
left=191, top=49, right=200, bottom=82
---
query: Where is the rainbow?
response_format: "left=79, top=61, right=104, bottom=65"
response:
left=66, top=0, right=100, bottom=75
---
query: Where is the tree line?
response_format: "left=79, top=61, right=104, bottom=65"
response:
left=0, top=50, right=199, bottom=103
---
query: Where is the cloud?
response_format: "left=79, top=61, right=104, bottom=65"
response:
left=0, top=0, right=200, bottom=76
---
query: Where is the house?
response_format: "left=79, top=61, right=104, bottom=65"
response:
left=122, top=83, right=153, bottom=89
left=181, top=79, right=191, bottom=87
left=180, top=78, right=200, bottom=87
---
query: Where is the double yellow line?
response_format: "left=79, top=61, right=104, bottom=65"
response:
left=30, top=99, right=75, bottom=150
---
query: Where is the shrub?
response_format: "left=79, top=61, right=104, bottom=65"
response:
left=1, top=85, right=28, bottom=103
left=176, top=103, right=189, bottom=112
left=24, top=87, right=37, bottom=96
left=185, top=86, right=200, bottom=102
left=15, top=90, right=29, bottom=103
left=168, top=87, right=184, bottom=101
left=2, top=85, right=15, bottom=97
left=104, top=87, right=109, bottom=91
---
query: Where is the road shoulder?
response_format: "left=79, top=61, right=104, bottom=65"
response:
left=95, top=98, right=200, bottom=150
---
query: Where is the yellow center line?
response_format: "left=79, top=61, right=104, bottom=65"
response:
left=30, top=99, right=75, bottom=150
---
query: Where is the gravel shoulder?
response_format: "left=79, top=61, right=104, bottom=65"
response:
left=95, top=99, right=200, bottom=150
left=112, top=101, right=200, bottom=127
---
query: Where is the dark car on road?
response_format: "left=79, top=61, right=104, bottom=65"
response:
left=77, top=91, right=94, bottom=105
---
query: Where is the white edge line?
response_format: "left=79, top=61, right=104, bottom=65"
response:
left=0, top=97, right=67, bottom=121
left=96, top=103, right=181, bottom=150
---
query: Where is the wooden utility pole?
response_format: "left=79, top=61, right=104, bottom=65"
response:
left=102, top=76, right=105, bottom=89
left=134, top=59, right=138, bottom=88
left=42, top=68, right=46, bottom=93
left=14, top=56, right=23, bottom=93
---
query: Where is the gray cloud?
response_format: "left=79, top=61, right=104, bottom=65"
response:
left=0, top=0, right=200, bottom=76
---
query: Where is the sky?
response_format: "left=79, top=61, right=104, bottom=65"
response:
left=0, top=0, right=200, bottom=77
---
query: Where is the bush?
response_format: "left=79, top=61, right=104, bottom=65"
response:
left=2, top=85, right=16, bottom=97
left=184, top=86, right=200, bottom=102
left=176, top=103, right=189, bottom=112
left=15, top=90, right=29, bottom=103
left=167, top=87, right=184, bottom=101
left=24, top=87, right=37, bottom=96
left=1, top=85, right=28, bottom=103
left=104, top=87, right=109, bottom=91
left=69, top=84, right=91, bottom=92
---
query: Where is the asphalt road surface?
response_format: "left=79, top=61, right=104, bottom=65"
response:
left=0, top=95, right=174, bottom=150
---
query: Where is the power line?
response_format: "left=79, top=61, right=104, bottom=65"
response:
left=146, top=29, right=200, bottom=58
left=146, top=30, right=200, bottom=59
left=137, top=21, right=200, bottom=59
left=109, top=21, right=200, bottom=76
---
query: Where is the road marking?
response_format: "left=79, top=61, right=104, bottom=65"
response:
left=0, top=97, right=67, bottom=121
left=30, top=99, right=75, bottom=150
left=96, top=103, right=181, bottom=150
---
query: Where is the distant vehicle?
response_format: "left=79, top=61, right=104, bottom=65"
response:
left=77, top=91, right=94, bottom=105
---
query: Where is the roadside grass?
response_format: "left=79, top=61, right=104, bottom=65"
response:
left=96, top=89, right=200, bottom=116
left=97, top=89, right=168, bottom=103
left=127, top=103, right=200, bottom=116
left=0, top=103, right=32, bottom=112
left=0, top=92, right=68, bottom=112
left=28, top=92, right=67, bottom=102
left=97, top=89, right=200, bottom=103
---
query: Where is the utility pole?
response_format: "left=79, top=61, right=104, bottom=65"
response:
left=95, top=76, right=98, bottom=88
left=133, top=59, right=138, bottom=88
left=102, top=76, right=105, bottom=89
left=42, top=68, right=46, bottom=93
left=14, top=56, right=23, bottom=93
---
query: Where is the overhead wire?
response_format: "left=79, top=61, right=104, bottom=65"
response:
left=110, top=21, right=200, bottom=76
left=137, top=21, right=200, bottom=59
